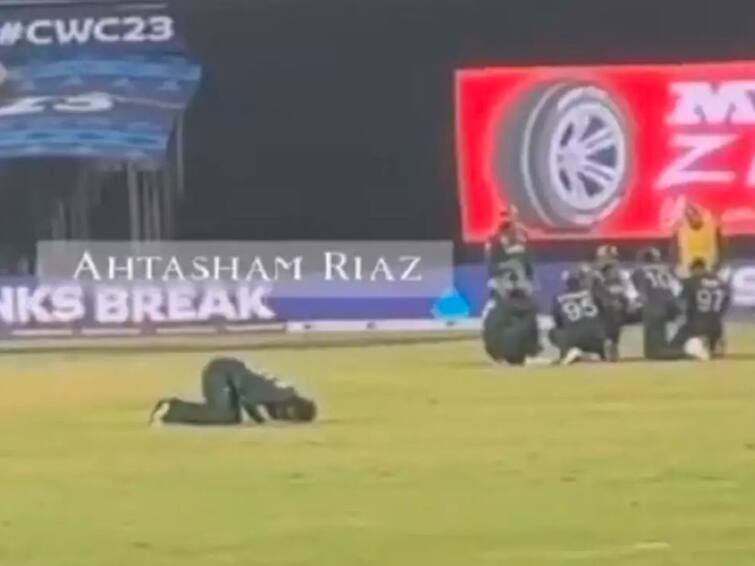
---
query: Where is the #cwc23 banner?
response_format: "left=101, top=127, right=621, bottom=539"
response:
left=456, top=61, right=755, bottom=241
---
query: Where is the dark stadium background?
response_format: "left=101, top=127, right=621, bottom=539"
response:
left=4, top=0, right=755, bottom=261
left=174, top=0, right=754, bottom=251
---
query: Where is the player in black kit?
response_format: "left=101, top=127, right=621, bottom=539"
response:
left=583, top=246, right=641, bottom=361
left=150, top=357, right=317, bottom=426
left=591, top=261, right=629, bottom=361
left=632, top=248, right=683, bottom=360
left=549, top=270, right=610, bottom=365
left=675, top=258, right=730, bottom=357
left=632, top=249, right=709, bottom=361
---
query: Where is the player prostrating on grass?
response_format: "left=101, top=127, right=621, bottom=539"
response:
left=549, top=270, right=610, bottom=365
left=482, top=270, right=547, bottom=366
left=150, top=357, right=317, bottom=426
left=631, top=249, right=709, bottom=361
left=675, top=258, right=730, bottom=358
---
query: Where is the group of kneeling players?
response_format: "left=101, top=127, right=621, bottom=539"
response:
left=483, top=245, right=730, bottom=366
left=149, top=234, right=730, bottom=427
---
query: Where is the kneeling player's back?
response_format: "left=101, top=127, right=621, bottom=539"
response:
left=683, top=275, right=730, bottom=325
left=553, top=289, right=602, bottom=331
left=632, top=264, right=680, bottom=319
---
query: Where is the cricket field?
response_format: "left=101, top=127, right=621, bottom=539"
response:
left=0, top=329, right=754, bottom=566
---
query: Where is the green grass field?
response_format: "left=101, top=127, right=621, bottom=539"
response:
left=1, top=329, right=755, bottom=566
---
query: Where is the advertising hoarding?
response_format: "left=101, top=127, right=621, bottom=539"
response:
left=456, top=61, right=755, bottom=241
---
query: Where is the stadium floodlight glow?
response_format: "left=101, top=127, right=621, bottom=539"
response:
left=456, top=61, right=755, bottom=241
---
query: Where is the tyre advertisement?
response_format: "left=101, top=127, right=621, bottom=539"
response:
left=456, top=61, right=755, bottom=241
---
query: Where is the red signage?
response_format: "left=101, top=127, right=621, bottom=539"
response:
left=456, top=61, right=755, bottom=241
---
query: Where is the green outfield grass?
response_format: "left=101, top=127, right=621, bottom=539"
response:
left=1, top=329, right=755, bottom=566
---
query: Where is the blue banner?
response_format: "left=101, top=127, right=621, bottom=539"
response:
left=0, top=278, right=436, bottom=337
left=0, top=261, right=751, bottom=339
left=0, top=3, right=200, bottom=165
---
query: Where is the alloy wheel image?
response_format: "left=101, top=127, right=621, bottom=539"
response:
left=494, top=81, right=632, bottom=231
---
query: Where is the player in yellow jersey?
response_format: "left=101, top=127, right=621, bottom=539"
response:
left=671, top=202, right=723, bottom=278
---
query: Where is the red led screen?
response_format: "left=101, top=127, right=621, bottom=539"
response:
left=456, top=61, right=755, bottom=241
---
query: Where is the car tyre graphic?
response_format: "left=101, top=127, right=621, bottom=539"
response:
left=494, top=81, right=631, bottom=232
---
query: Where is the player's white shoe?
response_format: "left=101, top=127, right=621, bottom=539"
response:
left=684, top=337, right=711, bottom=361
left=149, top=399, right=171, bottom=427
left=561, top=348, right=583, bottom=366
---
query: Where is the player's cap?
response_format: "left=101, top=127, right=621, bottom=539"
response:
left=637, top=247, right=662, bottom=264
left=574, top=262, right=592, bottom=276
left=596, top=244, right=618, bottom=260
left=561, top=269, right=584, bottom=290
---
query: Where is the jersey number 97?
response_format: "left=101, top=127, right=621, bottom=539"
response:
left=696, top=288, right=726, bottom=314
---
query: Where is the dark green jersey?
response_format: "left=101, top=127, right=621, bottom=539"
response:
left=482, top=292, right=540, bottom=364
left=202, top=358, right=298, bottom=405
left=486, top=227, right=533, bottom=281
left=160, top=358, right=305, bottom=426
left=483, top=293, right=536, bottom=331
